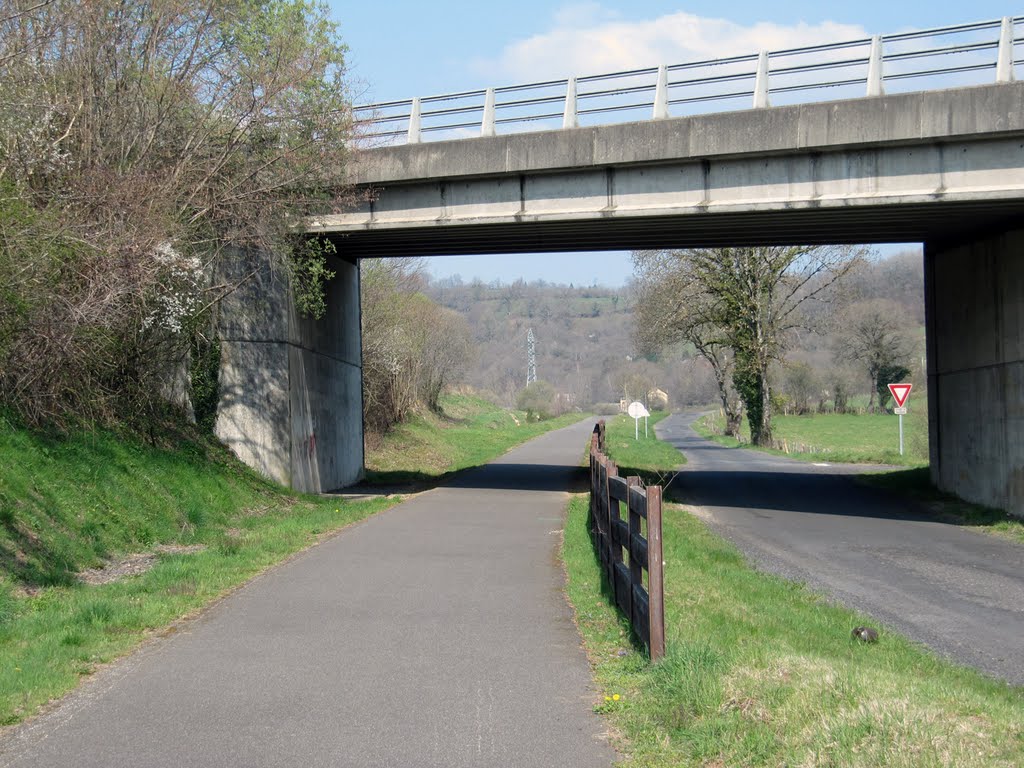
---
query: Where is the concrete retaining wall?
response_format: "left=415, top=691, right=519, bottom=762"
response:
left=215, top=248, right=363, bottom=493
left=925, top=227, right=1023, bottom=517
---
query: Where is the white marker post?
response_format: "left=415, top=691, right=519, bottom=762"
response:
left=887, top=383, right=913, bottom=456
left=627, top=401, right=650, bottom=441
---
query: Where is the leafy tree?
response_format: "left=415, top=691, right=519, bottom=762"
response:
left=516, top=381, right=557, bottom=421
left=877, top=364, right=912, bottom=411
left=0, top=0, right=356, bottom=427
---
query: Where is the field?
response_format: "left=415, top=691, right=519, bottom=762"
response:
left=696, top=406, right=929, bottom=466
left=562, top=415, right=1024, bottom=767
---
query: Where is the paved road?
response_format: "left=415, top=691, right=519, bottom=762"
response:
left=0, top=419, right=614, bottom=768
left=658, top=412, right=1024, bottom=685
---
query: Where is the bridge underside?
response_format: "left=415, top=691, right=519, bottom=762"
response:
left=326, top=200, right=1024, bottom=258
left=216, top=83, right=1024, bottom=515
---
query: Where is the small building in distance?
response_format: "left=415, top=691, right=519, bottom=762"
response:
left=647, top=388, right=669, bottom=411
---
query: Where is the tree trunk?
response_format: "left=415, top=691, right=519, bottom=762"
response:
left=757, top=358, right=773, bottom=445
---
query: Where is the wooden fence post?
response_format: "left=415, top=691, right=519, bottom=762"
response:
left=646, top=485, right=665, bottom=661
left=605, top=459, right=620, bottom=602
left=586, top=423, right=666, bottom=663
left=625, top=476, right=641, bottom=623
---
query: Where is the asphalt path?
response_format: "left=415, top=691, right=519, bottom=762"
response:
left=657, top=412, right=1024, bottom=685
left=0, top=419, right=615, bottom=768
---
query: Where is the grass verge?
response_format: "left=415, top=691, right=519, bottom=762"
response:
left=594, top=412, right=684, bottom=489
left=364, top=392, right=588, bottom=485
left=695, top=409, right=929, bottom=467
left=564, top=414, right=1024, bottom=766
left=563, top=496, right=1024, bottom=766
left=0, top=418, right=395, bottom=726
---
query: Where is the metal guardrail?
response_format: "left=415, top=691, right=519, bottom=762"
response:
left=355, top=16, right=1022, bottom=145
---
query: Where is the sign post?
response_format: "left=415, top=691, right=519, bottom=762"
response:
left=627, top=401, right=650, bottom=441
left=887, top=383, right=913, bottom=455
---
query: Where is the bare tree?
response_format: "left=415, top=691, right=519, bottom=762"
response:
left=360, top=259, right=476, bottom=433
left=834, top=299, right=911, bottom=412
left=633, top=246, right=865, bottom=445
left=632, top=250, right=743, bottom=436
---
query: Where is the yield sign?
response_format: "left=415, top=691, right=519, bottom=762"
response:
left=887, top=383, right=912, bottom=408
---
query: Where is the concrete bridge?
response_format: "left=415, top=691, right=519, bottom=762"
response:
left=216, top=18, right=1024, bottom=516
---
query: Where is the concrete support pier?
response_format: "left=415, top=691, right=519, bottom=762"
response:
left=925, top=227, right=1023, bottom=516
left=214, top=248, right=364, bottom=493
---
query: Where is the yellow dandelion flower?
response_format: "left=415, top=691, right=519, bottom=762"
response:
left=612, top=694, right=620, bottom=701
left=604, top=696, right=611, bottom=701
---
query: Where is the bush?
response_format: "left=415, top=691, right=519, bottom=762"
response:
left=516, top=381, right=557, bottom=421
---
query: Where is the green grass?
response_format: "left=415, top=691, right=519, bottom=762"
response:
left=596, top=412, right=685, bottom=488
left=563, top=414, right=1024, bottom=766
left=0, top=418, right=394, bottom=725
left=0, top=393, right=586, bottom=725
left=364, top=392, right=588, bottom=484
left=696, top=407, right=929, bottom=467
left=563, top=495, right=1024, bottom=766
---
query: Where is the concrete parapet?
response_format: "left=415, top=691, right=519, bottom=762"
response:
left=345, top=83, right=1024, bottom=186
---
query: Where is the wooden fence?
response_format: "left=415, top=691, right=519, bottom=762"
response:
left=589, top=421, right=665, bottom=661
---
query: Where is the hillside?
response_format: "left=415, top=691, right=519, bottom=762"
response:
left=425, top=248, right=926, bottom=413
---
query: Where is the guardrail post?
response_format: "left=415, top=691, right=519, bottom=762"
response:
left=481, top=88, right=496, bottom=136
left=406, top=98, right=422, bottom=144
left=997, top=17, right=1016, bottom=82
left=866, top=36, right=885, bottom=96
left=563, top=77, right=578, bottom=129
left=646, top=485, right=665, bottom=661
left=753, top=50, right=770, bottom=108
left=653, top=65, right=669, bottom=119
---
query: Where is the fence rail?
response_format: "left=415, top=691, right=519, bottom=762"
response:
left=356, top=16, right=1022, bottom=145
left=589, top=421, right=665, bottom=661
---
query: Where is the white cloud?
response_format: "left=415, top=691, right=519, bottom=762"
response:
left=475, top=7, right=868, bottom=82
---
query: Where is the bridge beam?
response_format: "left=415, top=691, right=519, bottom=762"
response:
left=214, top=248, right=364, bottom=493
left=925, top=226, right=1024, bottom=516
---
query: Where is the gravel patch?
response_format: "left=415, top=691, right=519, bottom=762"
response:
left=77, top=545, right=206, bottom=586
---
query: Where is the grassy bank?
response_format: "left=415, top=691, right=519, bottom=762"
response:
left=0, top=419, right=394, bottom=725
left=696, top=407, right=929, bottom=466
left=563, top=418, right=1024, bottom=766
left=0, top=393, right=586, bottom=725
left=364, top=392, right=587, bottom=484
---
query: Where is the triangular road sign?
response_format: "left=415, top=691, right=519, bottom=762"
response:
left=887, top=383, right=912, bottom=408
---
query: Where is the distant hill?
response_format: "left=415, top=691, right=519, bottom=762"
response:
left=424, top=248, right=925, bottom=411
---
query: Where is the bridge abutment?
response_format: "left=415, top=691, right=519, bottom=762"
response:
left=925, top=226, right=1024, bottom=517
left=214, top=248, right=364, bottom=493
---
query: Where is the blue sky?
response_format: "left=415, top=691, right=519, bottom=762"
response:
left=330, top=2, right=1015, bottom=285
